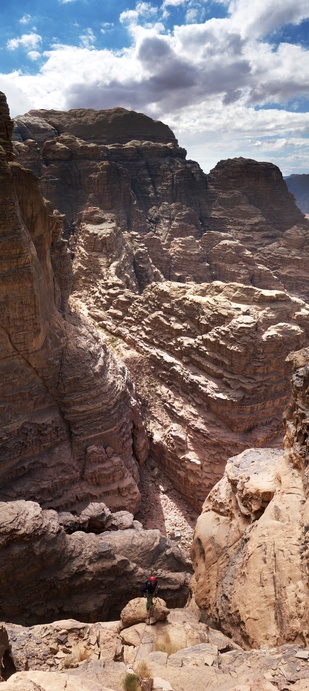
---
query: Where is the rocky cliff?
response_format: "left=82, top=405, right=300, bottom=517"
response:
left=0, top=499, right=190, bottom=625
left=0, top=93, right=309, bottom=662
left=285, top=173, right=309, bottom=214
left=11, top=105, right=309, bottom=508
left=13, top=112, right=308, bottom=299
left=191, top=347, right=309, bottom=649
left=0, top=93, right=148, bottom=512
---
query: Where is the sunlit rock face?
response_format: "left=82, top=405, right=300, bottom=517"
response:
left=12, top=105, right=309, bottom=508
left=191, top=347, right=309, bottom=649
left=0, top=92, right=148, bottom=512
left=13, top=111, right=309, bottom=302
left=111, top=281, right=309, bottom=506
left=207, top=157, right=309, bottom=302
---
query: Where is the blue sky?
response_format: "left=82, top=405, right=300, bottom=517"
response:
left=0, top=0, right=308, bottom=175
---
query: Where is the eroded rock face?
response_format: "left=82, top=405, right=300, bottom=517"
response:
left=1, top=609, right=308, bottom=691
left=11, top=105, right=309, bottom=511
left=13, top=111, right=309, bottom=300
left=0, top=500, right=191, bottom=625
left=191, top=348, right=309, bottom=648
left=106, top=281, right=309, bottom=506
left=0, top=92, right=148, bottom=512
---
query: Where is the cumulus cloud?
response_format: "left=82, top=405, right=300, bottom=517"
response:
left=2, top=0, right=309, bottom=174
left=229, top=0, right=309, bottom=39
left=0, top=74, right=33, bottom=116
left=27, top=51, right=41, bottom=61
left=7, top=33, right=42, bottom=51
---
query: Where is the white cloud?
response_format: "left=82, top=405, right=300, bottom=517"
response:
left=27, top=51, right=41, bottom=61
left=229, top=0, right=309, bottom=39
left=79, top=28, right=96, bottom=49
left=19, top=14, right=31, bottom=25
left=0, top=73, right=33, bottom=116
left=136, top=1, right=158, bottom=15
left=162, top=0, right=187, bottom=20
left=120, top=9, right=138, bottom=24
left=185, top=8, right=200, bottom=23
left=100, top=22, right=114, bottom=34
left=162, top=0, right=188, bottom=12
left=2, top=0, right=309, bottom=175
left=7, top=33, right=42, bottom=51
left=163, top=0, right=187, bottom=5
left=120, top=1, right=159, bottom=31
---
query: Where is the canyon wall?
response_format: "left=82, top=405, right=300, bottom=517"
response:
left=191, top=347, right=309, bottom=649
left=285, top=173, right=309, bottom=214
left=12, top=105, right=309, bottom=508
left=0, top=93, right=148, bottom=512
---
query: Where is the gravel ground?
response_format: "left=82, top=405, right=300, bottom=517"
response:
left=135, top=459, right=199, bottom=556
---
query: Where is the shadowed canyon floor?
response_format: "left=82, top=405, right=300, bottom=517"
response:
left=136, top=459, right=198, bottom=555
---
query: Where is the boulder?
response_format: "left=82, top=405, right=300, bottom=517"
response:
left=191, top=348, right=309, bottom=648
left=121, top=597, right=169, bottom=628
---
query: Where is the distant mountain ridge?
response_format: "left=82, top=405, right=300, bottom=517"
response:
left=285, top=173, right=309, bottom=214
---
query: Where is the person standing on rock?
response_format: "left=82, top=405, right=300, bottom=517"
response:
left=142, top=575, right=158, bottom=624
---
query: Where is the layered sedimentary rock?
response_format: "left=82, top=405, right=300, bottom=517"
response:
left=191, top=347, right=309, bottom=648
left=11, top=105, right=309, bottom=508
left=13, top=111, right=309, bottom=301
left=0, top=499, right=190, bottom=625
left=207, top=158, right=309, bottom=301
left=110, top=281, right=309, bottom=506
left=0, top=93, right=148, bottom=511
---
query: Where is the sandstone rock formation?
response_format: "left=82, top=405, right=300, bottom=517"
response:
left=0, top=92, right=148, bottom=512
left=191, top=347, right=309, bottom=649
left=1, top=608, right=308, bottom=691
left=11, top=105, right=309, bottom=510
left=0, top=499, right=191, bottom=625
left=120, top=597, right=170, bottom=627
left=13, top=111, right=309, bottom=301
left=110, top=281, right=309, bottom=506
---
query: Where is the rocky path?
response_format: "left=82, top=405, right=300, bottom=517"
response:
left=136, top=459, right=199, bottom=556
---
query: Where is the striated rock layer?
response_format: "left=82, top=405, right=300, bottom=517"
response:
left=0, top=92, right=148, bottom=512
left=13, top=110, right=309, bottom=301
left=108, top=281, right=309, bottom=506
left=11, top=104, right=309, bottom=509
left=191, top=348, right=309, bottom=648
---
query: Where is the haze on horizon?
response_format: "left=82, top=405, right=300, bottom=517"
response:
left=0, top=0, right=308, bottom=176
